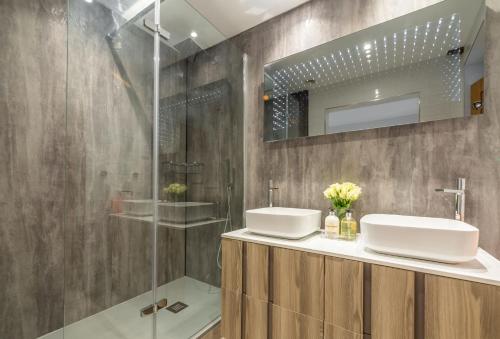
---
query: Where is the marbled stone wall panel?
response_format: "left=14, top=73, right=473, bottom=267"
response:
left=185, top=222, right=225, bottom=287
left=235, top=0, right=500, bottom=258
left=0, top=0, right=67, bottom=338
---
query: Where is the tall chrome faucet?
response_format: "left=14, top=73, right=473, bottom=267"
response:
left=268, top=180, right=279, bottom=207
left=435, top=178, right=466, bottom=221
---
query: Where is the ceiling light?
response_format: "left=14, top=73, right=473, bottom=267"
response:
left=190, top=31, right=198, bottom=38
left=85, top=0, right=93, bottom=3
left=363, top=43, right=372, bottom=51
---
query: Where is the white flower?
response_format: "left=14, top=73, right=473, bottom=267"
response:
left=323, top=182, right=361, bottom=208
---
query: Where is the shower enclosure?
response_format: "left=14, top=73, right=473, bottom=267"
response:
left=0, top=0, right=243, bottom=338
left=62, top=0, right=244, bottom=338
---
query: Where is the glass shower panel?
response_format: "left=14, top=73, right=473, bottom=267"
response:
left=151, top=0, right=245, bottom=337
left=61, top=0, right=157, bottom=338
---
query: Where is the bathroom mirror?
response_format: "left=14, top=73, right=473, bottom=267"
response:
left=263, top=0, right=485, bottom=141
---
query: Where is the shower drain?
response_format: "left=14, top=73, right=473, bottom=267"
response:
left=166, top=301, right=188, bottom=314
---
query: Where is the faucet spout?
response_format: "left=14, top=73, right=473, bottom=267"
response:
left=435, top=178, right=466, bottom=221
left=268, top=180, right=279, bottom=207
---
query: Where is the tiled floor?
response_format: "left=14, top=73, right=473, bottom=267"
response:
left=39, top=277, right=220, bottom=339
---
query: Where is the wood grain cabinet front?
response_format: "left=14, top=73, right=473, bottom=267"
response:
left=272, top=247, right=325, bottom=319
left=242, top=294, right=268, bottom=339
left=371, top=265, right=415, bottom=339
left=271, top=304, right=324, bottom=339
left=221, top=239, right=243, bottom=293
left=244, top=242, right=269, bottom=301
left=325, top=256, right=364, bottom=335
left=425, top=274, right=500, bottom=339
left=324, top=323, right=364, bottom=339
left=221, top=288, right=242, bottom=339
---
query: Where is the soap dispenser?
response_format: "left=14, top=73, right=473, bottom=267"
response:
left=324, top=209, right=340, bottom=239
left=340, top=209, right=357, bottom=241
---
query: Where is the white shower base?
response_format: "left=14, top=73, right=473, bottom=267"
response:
left=39, top=276, right=220, bottom=339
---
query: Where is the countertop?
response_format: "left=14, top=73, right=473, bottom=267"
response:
left=222, top=228, right=500, bottom=287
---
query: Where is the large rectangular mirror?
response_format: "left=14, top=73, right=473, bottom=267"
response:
left=263, top=0, right=485, bottom=142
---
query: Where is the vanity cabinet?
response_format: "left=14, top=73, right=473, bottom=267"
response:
left=221, top=239, right=243, bottom=339
left=271, top=304, right=324, bottom=339
left=324, top=257, right=364, bottom=336
left=221, top=237, right=500, bottom=339
left=245, top=242, right=269, bottom=300
left=243, top=295, right=268, bottom=339
left=221, top=288, right=242, bottom=339
left=371, top=265, right=415, bottom=339
left=272, top=247, right=325, bottom=319
left=425, top=275, right=500, bottom=339
left=221, top=239, right=243, bottom=293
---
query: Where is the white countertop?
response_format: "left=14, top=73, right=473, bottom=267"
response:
left=222, top=228, right=500, bottom=287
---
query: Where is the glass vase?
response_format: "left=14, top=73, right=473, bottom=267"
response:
left=333, top=206, right=349, bottom=221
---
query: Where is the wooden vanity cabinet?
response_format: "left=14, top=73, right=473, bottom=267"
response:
left=221, top=288, right=242, bottom=339
left=371, top=265, right=415, bottom=339
left=271, top=247, right=325, bottom=320
left=243, top=294, right=268, bottom=339
left=271, top=304, right=324, bottom=339
left=425, top=275, right=500, bottom=339
left=324, top=257, right=364, bottom=336
left=221, top=239, right=243, bottom=293
left=221, top=239, right=244, bottom=339
left=221, top=238, right=500, bottom=339
left=244, top=242, right=269, bottom=300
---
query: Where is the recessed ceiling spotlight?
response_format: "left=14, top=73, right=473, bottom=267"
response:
left=85, top=0, right=93, bottom=3
left=363, top=43, right=372, bottom=51
left=190, top=31, right=198, bottom=38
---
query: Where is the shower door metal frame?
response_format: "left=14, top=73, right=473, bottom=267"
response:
left=151, top=0, right=161, bottom=338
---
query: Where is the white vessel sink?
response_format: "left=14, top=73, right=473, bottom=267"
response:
left=246, top=207, right=321, bottom=239
left=360, top=214, right=479, bottom=263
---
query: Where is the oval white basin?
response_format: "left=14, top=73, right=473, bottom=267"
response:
left=360, top=214, right=479, bottom=263
left=246, top=207, right=321, bottom=239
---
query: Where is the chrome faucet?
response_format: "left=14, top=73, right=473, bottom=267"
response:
left=268, top=180, right=279, bottom=207
left=435, top=178, right=466, bottom=221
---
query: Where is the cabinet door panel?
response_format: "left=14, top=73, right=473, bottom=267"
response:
left=425, top=275, right=500, bottom=339
left=244, top=242, right=269, bottom=301
left=372, top=265, right=414, bottom=339
left=325, top=323, right=364, bottom=339
left=221, top=288, right=242, bottom=339
left=243, top=295, right=268, bottom=339
left=325, top=257, right=363, bottom=334
left=272, top=247, right=324, bottom=319
left=271, top=304, right=323, bottom=339
left=221, top=239, right=242, bottom=293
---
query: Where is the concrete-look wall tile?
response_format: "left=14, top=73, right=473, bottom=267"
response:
left=0, top=1, right=67, bottom=338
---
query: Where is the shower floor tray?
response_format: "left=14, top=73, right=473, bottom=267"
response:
left=38, top=276, right=220, bottom=339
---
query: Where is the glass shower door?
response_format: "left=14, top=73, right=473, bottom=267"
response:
left=152, top=0, right=245, bottom=338
left=62, top=0, right=157, bottom=338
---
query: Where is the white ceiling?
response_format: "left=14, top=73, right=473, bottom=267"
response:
left=186, top=0, right=311, bottom=38
left=98, top=0, right=312, bottom=52
left=140, top=0, right=226, bottom=49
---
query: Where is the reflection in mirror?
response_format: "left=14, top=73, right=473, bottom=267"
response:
left=263, top=0, right=485, bottom=142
